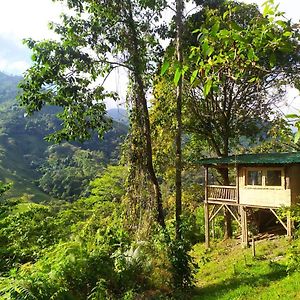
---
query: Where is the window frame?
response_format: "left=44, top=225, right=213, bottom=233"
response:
left=244, top=167, right=285, bottom=189
left=246, top=169, right=263, bottom=186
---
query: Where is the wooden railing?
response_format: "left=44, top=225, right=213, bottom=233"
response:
left=207, top=185, right=237, bottom=203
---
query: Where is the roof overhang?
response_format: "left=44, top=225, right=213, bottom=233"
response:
left=195, top=152, right=300, bottom=167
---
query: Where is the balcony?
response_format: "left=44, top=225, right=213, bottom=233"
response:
left=207, top=185, right=238, bottom=204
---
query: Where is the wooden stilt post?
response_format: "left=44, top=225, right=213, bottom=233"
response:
left=205, top=203, right=210, bottom=248
left=236, top=166, right=239, bottom=204
left=241, top=205, right=245, bottom=247
left=241, top=206, right=248, bottom=248
left=287, top=210, right=292, bottom=239
left=204, top=166, right=210, bottom=248
left=252, top=236, right=256, bottom=257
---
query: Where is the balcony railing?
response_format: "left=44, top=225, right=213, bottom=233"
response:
left=207, top=185, right=237, bottom=203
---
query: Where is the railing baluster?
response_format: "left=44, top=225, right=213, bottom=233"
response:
left=207, top=185, right=237, bottom=203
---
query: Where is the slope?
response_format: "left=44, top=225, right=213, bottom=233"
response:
left=192, top=238, right=300, bottom=299
left=0, top=72, right=128, bottom=202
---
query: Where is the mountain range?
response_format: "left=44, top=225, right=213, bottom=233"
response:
left=0, top=72, right=128, bottom=202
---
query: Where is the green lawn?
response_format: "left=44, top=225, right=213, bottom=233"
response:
left=192, top=238, right=300, bottom=300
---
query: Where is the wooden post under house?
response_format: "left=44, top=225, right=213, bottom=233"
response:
left=204, top=166, right=210, bottom=248
left=198, top=152, right=300, bottom=247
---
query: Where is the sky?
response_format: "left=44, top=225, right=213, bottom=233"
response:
left=0, top=0, right=299, bottom=109
left=0, top=0, right=64, bottom=75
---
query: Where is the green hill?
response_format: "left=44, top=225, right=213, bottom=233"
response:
left=0, top=72, right=22, bottom=104
left=0, top=72, right=128, bottom=202
left=192, top=237, right=300, bottom=299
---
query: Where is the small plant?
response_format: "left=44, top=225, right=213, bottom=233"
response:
left=286, top=242, right=300, bottom=274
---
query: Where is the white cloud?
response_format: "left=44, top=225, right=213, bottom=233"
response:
left=0, top=59, right=30, bottom=75
left=0, top=0, right=64, bottom=40
left=0, top=0, right=65, bottom=75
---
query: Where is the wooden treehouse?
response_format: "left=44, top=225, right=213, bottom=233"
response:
left=198, top=152, right=300, bottom=248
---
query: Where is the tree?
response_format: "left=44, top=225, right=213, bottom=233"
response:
left=38, top=143, right=105, bottom=201
left=174, top=0, right=184, bottom=239
left=189, top=0, right=300, bottom=237
left=19, top=0, right=167, bottom=228
left=154, top=0, right=300, bottom=238
left=187, top=1, right=300, bottom=160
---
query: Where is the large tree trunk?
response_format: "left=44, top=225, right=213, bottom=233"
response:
left=126, top=1, right=165, bottom=228
left=175, top=0, right=184, bottom=239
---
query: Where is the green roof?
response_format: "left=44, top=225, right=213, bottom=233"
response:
left=196, top=152, right=300, bottom=166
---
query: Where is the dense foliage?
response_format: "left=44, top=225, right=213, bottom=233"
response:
left=0, top=166, right=199, bottom=299
left=1, top=0, right=300, bottom=298
left=38, top=143, right=105, bottom=200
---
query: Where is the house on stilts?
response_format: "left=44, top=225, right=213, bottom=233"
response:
left=197, top=152, right=300, bottom=248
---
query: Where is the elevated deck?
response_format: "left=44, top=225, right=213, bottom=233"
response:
left=207, top=185, right=238, bottom=204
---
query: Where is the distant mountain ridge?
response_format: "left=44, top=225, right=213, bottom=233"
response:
left=107, top=108, right=128, bottom=125
left=0, top=72, right=22, bottom=104
left=0, top=72, right=128, bottom=202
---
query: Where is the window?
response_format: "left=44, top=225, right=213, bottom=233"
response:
left=266, top=170, right=282, bottom=186
left=247, top=170, right=262, bottom=186
left=245, top=168, right=283, bottom=188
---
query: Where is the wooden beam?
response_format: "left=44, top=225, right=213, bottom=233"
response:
left=224, top=204, right=241, bottom=227
left=209, top=204, right=225, bottom=221
left=204, top=166, right=210, bottom=248
left=204, top=202, right=210, bottom=248
left=209, top=204, right=225, bottom=222
left=236, top=166, right=240, bottom=204
left=270, top=208, right=287, bottom=231
left=204, top=166, right=208, bottom=204
left=209, top=205, right=216, bottom=219
left=287, top=210, right=293, bottom=239
left=241, top=206, right=248, bottom=248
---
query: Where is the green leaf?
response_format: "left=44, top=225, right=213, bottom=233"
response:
left=283, top=31, right=292, bottom=37
left=160, top=60, right=170, bottom=76
left=218, top=29, right=229, bottom=38
left=207, top=46, right=214, bottom=57
left=174, top=68, right=181, bottom=85
left=270, top=53, right=276, bottom=67
left=276, top=20, right=286, bottom=28
left=247, top=48, right=255, bottom=60
left=263, top=4, right=273, bottom=17
left=286, top=114, right=299, bottom=119
left=192, top=29, right=201, bottom=34
left=223, top=11, right=229, bottom=19
left=295, top=130, right=300, bottom=143
left=203, top=79, right=212, bottom=97
left=231, top=22, right=242, bottom=31
left=211, top=22, right=220, bottom=36
left=182, top=65, right=188, bottom=75
left=190, top=70, right=199, bottom=84
left=202, top=40, right=209, bottom=56
left=248, top=77, right=256, bottom=83
left=202, top=40, right=214, bottom=58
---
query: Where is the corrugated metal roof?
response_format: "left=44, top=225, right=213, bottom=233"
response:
left=195, top=152, right=300, bottom=166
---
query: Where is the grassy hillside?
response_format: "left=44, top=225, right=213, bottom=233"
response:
left=192, top=237, right=300, bottom=299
